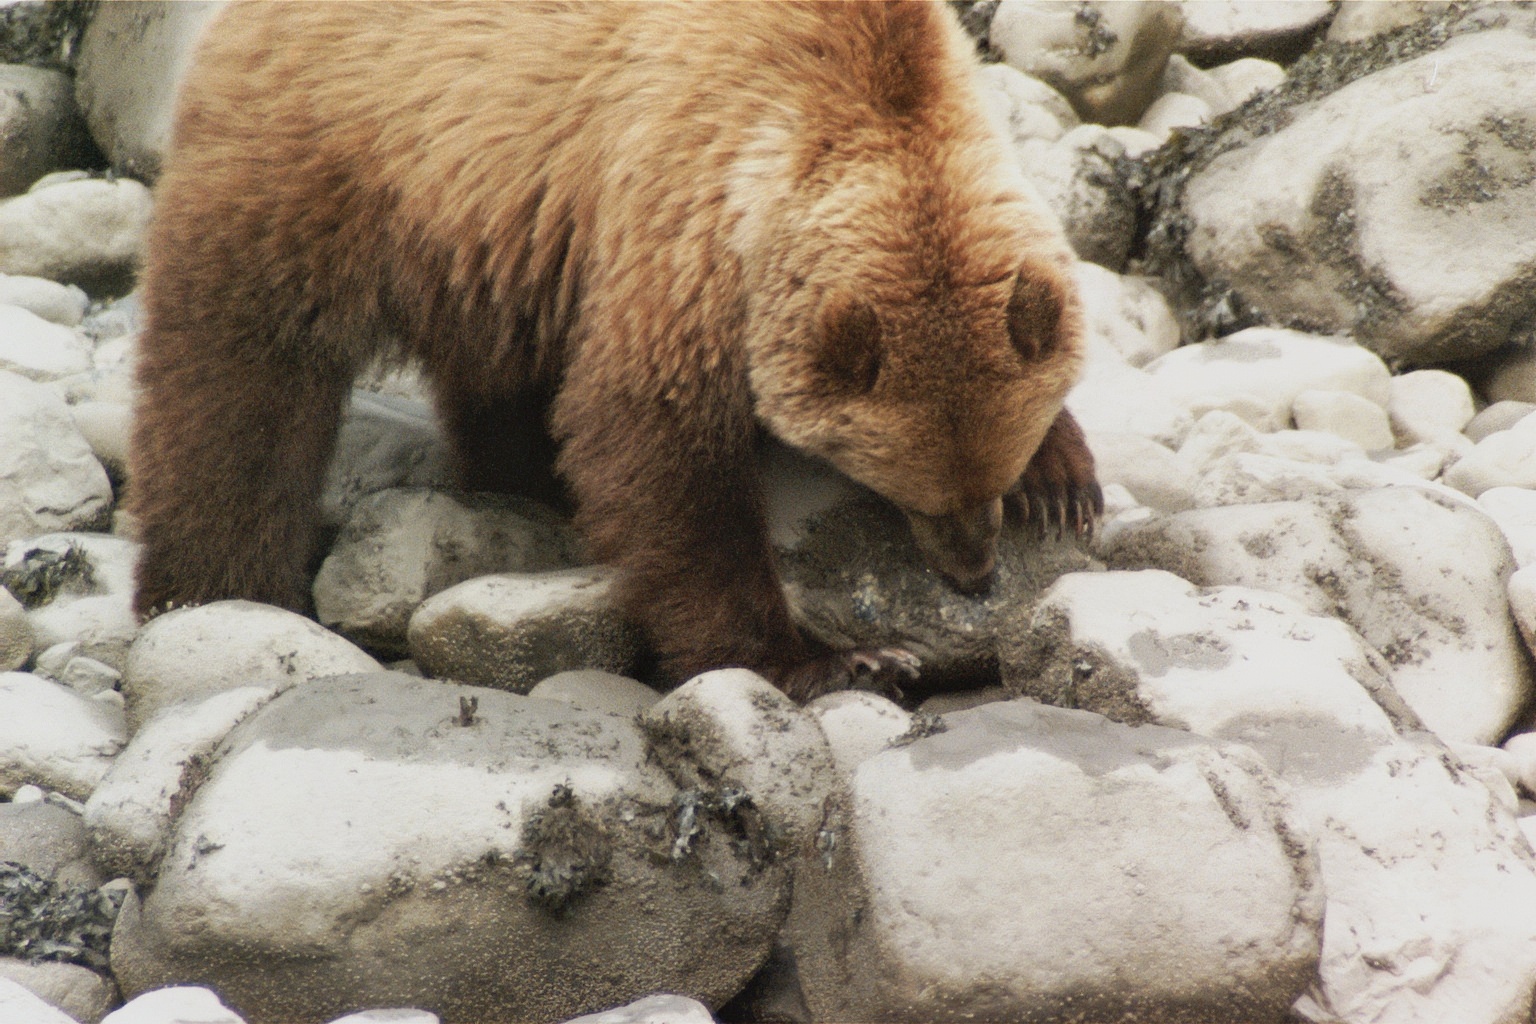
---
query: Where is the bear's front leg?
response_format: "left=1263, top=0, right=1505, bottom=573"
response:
left=1007, top=407, right=1102, bottom=539
left=554, top=383, right=917, bottom=702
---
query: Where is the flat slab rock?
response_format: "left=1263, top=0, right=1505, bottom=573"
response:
left=784, top=692, right=1323, bottom=1023
left=106, top=671, right=795, bottom=1024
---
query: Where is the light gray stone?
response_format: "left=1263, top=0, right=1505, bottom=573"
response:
left=0, top=587, right=30, bottom=672
left=1388, top=368, right=1477, bottom=445
left=0, top=977, right=80, bottom=1024
left=121, top=600, right=380, bottom=730
left=314, top=487, right=575, bottom=655
left=1177, top=0, right=1333, bottom=63
left=1103, top=488, right=1529, bottom=744
left=101, top=986, right=243, bottom=1024
left=0, top=371, right=112, bottom=546
left=1181, top=31, right=1536, bottom=365
left=785, top=695, right=1322, bottom=1023
left=1292, top=389, right=1394, bottom=451
left=1015, top=568, right=1536, bottom=1024
left=0, top=273, right=88, bottom=326
left=0, top=959, right=115, bottom=1024
left=4, top=534, right=139, bottom=672
left=973, top=62, right=1076, bottom=149
left=1086, top=431, right=1196, bottom=514
left=1141, top=329, right=1391, bottom=431
left=1016, top=125, right=1138, bottom=268
left=108, top=672, right=788, bottom=1024
left=991, top=0, right=1183, bottom=125
left=73, top=1, right=227, bottom=180
left=0, top=304, right=92, bottom=381
left=0, top=64, right=95, bottom=198
left=1137, top=91, right=1212, bottom=141
left=1074, top=261, right=1181, bottom=369
left=0, top=798, right=103, bottom=888
left=321, top=390, right=455, bottom=528
left=527, top=670, right=662, bottom=719
left=0, top=671, right=124, bottom=801
left=1481, top=487, right=1536, bottom=568
left=408, top=568, right=641, bottom=693
left=0, top=176, right=152, bottom=296
left=1444, top=413, right=1536, bottom=497
left=68, top=401, right=132, bottom=480
left=1468, top=402, right=1536, bottom=442
left=560, top=994, right=714, bottom=1024
left=1204, top=57, right=1287, bottom=110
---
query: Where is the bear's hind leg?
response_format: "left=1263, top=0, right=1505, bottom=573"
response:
left=430, top=381, right=569, bottom=510
left=130, top=332, right=353, bottom=618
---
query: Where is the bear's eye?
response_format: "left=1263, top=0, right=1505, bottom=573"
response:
left=1006, top=268, right=1063, bottom=362
left=817, top=293, right=883, bottom=393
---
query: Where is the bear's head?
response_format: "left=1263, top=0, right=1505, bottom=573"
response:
left=750, top=252, right=1083, bottom=596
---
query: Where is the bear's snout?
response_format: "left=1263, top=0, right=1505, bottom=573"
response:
left=902, top=500, right=1002, bottom=598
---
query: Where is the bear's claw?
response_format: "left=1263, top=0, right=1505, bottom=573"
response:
left=778, top=646, right=922, bottom=703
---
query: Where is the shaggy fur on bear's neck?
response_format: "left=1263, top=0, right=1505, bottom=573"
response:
left=129, top=1, right=1098, bottom=698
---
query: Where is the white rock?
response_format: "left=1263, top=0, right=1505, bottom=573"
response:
left=0, top=958, right=116, bottom=1024
left=0, top=177, right=153, bottom=295
left=0, top=977, right=81, bottom=1024
left=101, top=986, right=245, bottom=1024
left=0, top=588, right=30, bottom=673
left=1292, top=389, right=1394, bottom=451
left=1016, top=125, right=1138, bottom=268
left=67, top=401, right=132, bottom=479
left=559, top=994, right=714, bottom=1024
left=3, top=533, right=138, bottom=671
left=86, top=684, right=282, bottom=882
left=1137, top=91, right=1213, bottom=141
left=74, top=1, right=228, bottom=180
left=1015, top=568, right=1536, bottom=1024
left=1204, top=57, right=1287, bottom=108
left=1509, top=566, right=1536, bottom=666
left=1177, top=0, right=1333, bottom=62
left=1468, top=401, right=1536, bottom=442
left=326, top=1011, right=439, bottom=1024
left=526, top=670, right=662, bottom=718
left=1102, top=124, right=1163, bottom=158
left=1158, top=54, right=1231, bottom=113
left=1103, top=488, right=1529, bottom=744
left=1502, top=730, right=1536, bottom=797
left=53, top=655, right=122, bottom=698
left=408, top=569, right=641, bottom=693
left=109, top=673, right=787, bottom=1024
left=1388, top=369, right=1477, bottom=445
left=973, top=62, right=1077, bottom=148
left=0, top=274, right=88, bottom=327
left=0, top=371, right=112, bottom=546
left=122, top=600, right=380, bottom=730
left=0, top=305, right=92, bottom=382
left=0, top=796, right=103, bottom=887
left=1086, top=431, right=1196, bottom=513
left=1480, top=487, right=1536, bottom=568
left=1142, top=328, right=1391, bottom=429
left=1067, top=360, right=1194, bottom=448
left=804, top=689, right=913, bottom=775
left=1444, top=413, right=1536, bottom=497
left=1074, top=261, right=1181, bottom=368
left=0, top=672, right=125, bottom=801
left=1181, top=31, right=1536, bottom=365
left=785, top=696, right=1322, bottom=1022
left=314, top=488, right=574, bottom=655
left=991, top=0, right=1183, bottom=125
left=1326, top=0, right=1458, bottom=43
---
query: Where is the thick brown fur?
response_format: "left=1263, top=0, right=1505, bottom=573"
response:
left=130, top=1, right=1099, bottom=700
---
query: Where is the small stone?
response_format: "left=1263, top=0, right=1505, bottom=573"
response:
left=0, top=273, right=88, bottom=326
left=4, top=534, right=139, bottom=672
left=0, top=371, right=112, bottom=546
left=1204, top=57, right=1286, bottom=108
left=1086, top=431, right=1196, bottom=514
left=0, top=671, right=125, bottom=801
left=0, top=587, right=31, bottom=672
left=0, top=176, right=152, bottom=296
left=101, top=986, right=246, bottom=1024
left=991, top=0, right=1182, bottom=125
left=122, top=600, right=381, bottom=730
left=1444, top=414, right=1536, bottom=497
left=408, top=569, right=641, bottom=693
left=1137, top=91, right=1213, bottom=142
left=1467, top=402, right=1536, bottom=443
left=559, top=994, right=714, bottom=1024
left=1177, top=0, right=1333, bottom=63
left=527, top=670, right=662, bottom=718
left=1479, top=488, right=1536, bottom=568
left=1388, top=369, right=1476, bottom=445
left=0, top=958, right=115, bottom=1024
left=1292, top=389, right=1394, bottom=451
left=1074, top=261, right=1181, bottom=369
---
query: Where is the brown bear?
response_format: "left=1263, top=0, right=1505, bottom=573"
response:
left=129, top=0, right=1100, bottom=700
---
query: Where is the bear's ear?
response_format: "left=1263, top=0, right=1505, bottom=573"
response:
left=1006, top=268, right=1065, bottom=362
left=816, top=293, right=883, bottom=393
